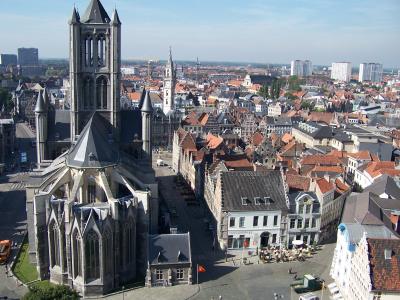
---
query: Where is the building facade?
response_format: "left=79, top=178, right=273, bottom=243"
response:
left=290, top=60, right=312, bottom=77
left=17, top=48, right=39, bottom=66
left=359, top=63, right=383, bottom=83
left=331, top=62, right=352, bottom=82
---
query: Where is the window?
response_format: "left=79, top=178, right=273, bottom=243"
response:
left=272, top=234, right=277, bottom=244
left=305, top=204, right=311, bottom=214
left=263, top=216, right=268, bottom=226
left=73, top=230, right=82, bottom=278
left=253, top=216, right=258, bottom=227
left=298, top=204, right=304, bottom=214
left=273, top=215, right=278, bottom=226
left=297, top=219, right=302, bottom=228
left=229, top=217, right=235, bottom=227
left=312, top=218, right=316, bottom=228
left=103, top=228, right=112, bottom=274
left=96, top=76, right=108, bottom=109
left=85, top=230, right=100, bottom=281
left=241, top=197, right=248, bottom=205
left=304, top=218, right=310, bottom=228
left=238, top=235, right=245, bottom=248
left=176, top=268, right=184, bottom=280
left=49, top=222, right=60, bottom=267
left=125, top=218, right=135, bottom=264
left=156, top=269, right=163, bottom=281
left=290, top=218, right=296, bottom=229
left=228, top=235, right=233, bottom=248
left=239, top=217, right=245, bottom=228
left=254, top=197, right=261, bottom=205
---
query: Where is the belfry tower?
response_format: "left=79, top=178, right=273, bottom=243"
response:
left=162, top=47, right=176, bottom=115
left=69, top=0, right=121, bottom=141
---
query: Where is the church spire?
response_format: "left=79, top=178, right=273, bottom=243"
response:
left=111, top=9, right=121, bottom=25
left=70, top=6, right=80, bottom=24
left=81, top=0, right=110, bottom=23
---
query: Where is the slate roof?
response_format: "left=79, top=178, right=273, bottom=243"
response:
left=221, top=171, right=288, bottom=212
left=81, top=0, right=110, bottom=24
left=34, top=89, right=46, bottom=113
left=367, top=238, right=400, bottom=292
left=364, top=174, right=400, bottom=199
left=339, top=223, right=396, bottom=245
left=66, top=113, right=119, bottom=169
left=141, top=91, right=153, bottom=113
left=47, top=109, right=70, bottom=141
left=148, top=233, right=191, bottom=265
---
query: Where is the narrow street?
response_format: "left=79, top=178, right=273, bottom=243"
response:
left=0, top=122, right=35, bottom=299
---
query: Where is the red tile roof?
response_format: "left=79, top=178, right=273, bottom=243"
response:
left=367, top=238, right=400, bottom=292
left=286, top=174, right=310, bottom=191
left=206, top=133, right=223, bottom=150
left=316, top=178, right=335, bottom=194
left=251, top=131, right=264, bottom=147
left=365, top=161, right=400, bottom=178
left=281, top=133, right=293, bottom=144
left=301, top=155, right=341, bottom=166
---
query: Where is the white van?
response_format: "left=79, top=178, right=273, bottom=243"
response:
left=299, top=294, right=319, bottom=300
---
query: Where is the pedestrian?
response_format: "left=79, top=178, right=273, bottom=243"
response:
left=288, top=267, right=292, bottom=274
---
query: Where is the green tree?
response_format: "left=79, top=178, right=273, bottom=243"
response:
left=23, top=284, right=79, bottom=300
left=0, top=88, right=14, bottom=112
left=258, top=85, right=269, bottom=98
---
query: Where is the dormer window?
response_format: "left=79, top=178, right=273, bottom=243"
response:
left=264, top=197, right=273, bottom=204
left=254, top=197, right=261, bottom=205
left=384, top=249, right=393, bottom=260
left=241, top=197, right=248, bottom=205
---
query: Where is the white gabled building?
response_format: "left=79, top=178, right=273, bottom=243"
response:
left=204, top=170, right=289, bottom=251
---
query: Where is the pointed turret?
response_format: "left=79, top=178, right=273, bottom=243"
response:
left=141, top=91, right=153, bottom=163
left=70, top=7, right=80, bottom=24
left=111, top=9, right=121, bottom=25
left=81, top=0, right=110, bottom=24
left=35, top=90, right=46, bottom=113
left=141, top=91, right=153, bottom=113
left=168, top=46, right=173, bottom=67
left=42, top=88, right=49, bottom=106
left=138, top=88, right=147, bottom=109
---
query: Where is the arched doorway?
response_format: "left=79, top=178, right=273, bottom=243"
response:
left=260, top=232, right=270, bottom=248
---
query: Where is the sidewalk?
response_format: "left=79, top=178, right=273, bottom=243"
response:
left=101, top=284, right=199, bottom=300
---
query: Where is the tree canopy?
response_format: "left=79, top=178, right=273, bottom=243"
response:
left=23, top=283, right=79, bottom=300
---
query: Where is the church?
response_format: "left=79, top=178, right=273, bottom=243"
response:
left=26, top=0, right=160, bottom=296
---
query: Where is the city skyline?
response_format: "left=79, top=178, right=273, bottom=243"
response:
left=0, top=0, right=399, bottom=67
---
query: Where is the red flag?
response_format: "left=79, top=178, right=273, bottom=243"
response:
left=244, top=239, right=249, bottom=248
left=197, top=265, right=206, bottom=273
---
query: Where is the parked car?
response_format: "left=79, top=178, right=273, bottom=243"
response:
left=0, top=240, right=11, bottom=264
left=299, top=294, right=319, bottom=300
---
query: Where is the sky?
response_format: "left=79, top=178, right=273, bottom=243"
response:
left=0, top=0, right=399, bottom=67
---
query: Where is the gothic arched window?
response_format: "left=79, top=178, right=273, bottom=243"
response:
left=72, top=230, right=82, bottom=278
left=84, top=77, right=94, bottom=109
left=96, top=76, right=108, bottom=109
left=85, top=36, right=94, bottom=67
left=97, top=35, right=106, bottom=67
left=49, top=221, right=60, bottom=267
left=103, top=228, right=112, bottom=274
left=87, top=176, right=96, bottom=203
left=85, top=230, right=100, bottom=281
left=125, top=218, right=135, bottom=264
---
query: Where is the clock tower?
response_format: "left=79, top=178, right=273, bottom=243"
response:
left=163, top=47, right=176, bottom=115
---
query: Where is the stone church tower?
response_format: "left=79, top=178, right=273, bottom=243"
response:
left=69, top=0, right=121, bottom=141
left=162, top=48, right=176, bottom=115
left=26, top=1, right=159, bottom=297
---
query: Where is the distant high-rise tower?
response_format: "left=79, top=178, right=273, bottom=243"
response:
left=69, top=0, right=121, bottom=141
left=359, top=63, right=383, bottom=83
left=331, top=62, right=352, bottom=82
left=18, top=48, right=39, bottom=66
left=163, top=48, right=176, bottom=115
left=290, top=60, right=312, bottom=77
